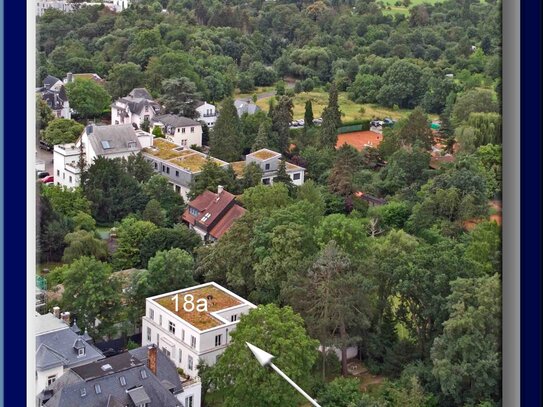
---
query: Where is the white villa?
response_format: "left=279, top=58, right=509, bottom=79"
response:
left=195, top=101, right=218, bottom=128
left=53, top=124, right=152, bottom=188
left=111, top=88, right=161, bottom=129
left=151, top=114, right=203, bottom=148
left=142, top=282, right=257, bottom=407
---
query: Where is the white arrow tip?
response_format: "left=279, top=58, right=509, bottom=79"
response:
left=246, top=342, right=274, bottom=367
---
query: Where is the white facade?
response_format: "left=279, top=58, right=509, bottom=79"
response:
left=151, top=122, right=203, bottom=148
left=142, top=283, right=257, bottom=406
left=195, top=102, right=218, bottom=128
left=245, top=149, right=306, bottom=186
left=111, top=100, right=157, bottom=129
left=53, top=143, right=82, bottom=189
left=36, top=1, right=73, bottom=16
left=112, top=0, right=131, bottom=12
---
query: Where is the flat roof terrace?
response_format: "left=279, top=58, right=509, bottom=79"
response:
left=151, top=283, right=249, bottom=331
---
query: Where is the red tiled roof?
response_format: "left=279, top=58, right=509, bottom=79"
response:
left=209, top=204, right=246, bottom=239
left=182, top=189, right=245, bottom=239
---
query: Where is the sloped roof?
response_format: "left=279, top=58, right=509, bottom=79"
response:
left=36, top=326, right=104, bottom=371
left=86, top=124, right=142, bottom=156
left=128, top=88, right=153, bottom=100
left=209, top=204, right=246, bottom=239
left=152, top=113, right=201, bottom=128
left=44, top=75, right=61, bottom=89
left=42, top=349, right=182, bottom=407
left=182, top=189, right=246, bottom=239
left=234, top=99, right=260, bottom=115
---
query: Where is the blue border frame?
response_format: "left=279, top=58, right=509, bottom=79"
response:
left=2, top=0, right=27, bottom=403
left=520, top=0, right=542, bottom=405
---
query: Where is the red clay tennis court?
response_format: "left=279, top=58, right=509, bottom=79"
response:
left=336, top=131, right=383, bottom=151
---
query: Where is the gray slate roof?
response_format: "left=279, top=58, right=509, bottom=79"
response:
left=152, top=113, right=201, bottom=128
left=36, top=325, right=104, bottom=372
left=234, top=99, right=261, bottom=116
left=44, top=75, right=61, bottom=89
left=41, top=348, right=183, bottom=407
left=86, top=124, right=142, bottom=156
left=115, top=87, right=161, bottom=115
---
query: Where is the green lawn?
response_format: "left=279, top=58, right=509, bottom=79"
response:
left=234, top=86, right=275, bottom=100
left=255, top=90, right=436, bottom=122
left=379, top=0, right=445, bottom=15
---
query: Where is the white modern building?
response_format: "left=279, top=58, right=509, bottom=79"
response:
left=151, top=114, right=203, bottom=148
left=232, top=148, right=306, bottom=186
left=142, top=138, right=228, bottom=200
left=142, top=282, right=257, bottom=406
left=53, top=124, right=152, bottom=188
left=195, top=101, right=218, bottom=128
left=111, top=88, right=161, bottom=129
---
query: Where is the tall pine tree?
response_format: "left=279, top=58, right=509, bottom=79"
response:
left=210, top=97, right=242, bottom=162
left=304, top=100, right=314, bottom=128
left=319, top=83, right=342, bottom=148
left=271, top=96, right=293, bottom=153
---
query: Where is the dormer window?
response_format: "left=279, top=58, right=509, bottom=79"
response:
left=189, top=207, right=199, bottom=217
left=128, top=141, right=137, bottom=148
left=78, top=347, right=86, bottom=357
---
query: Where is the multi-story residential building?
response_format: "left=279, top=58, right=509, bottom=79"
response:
left=53, top=124, right=152, bottom=188
left=35, top=312, right=104, bottom=395
left=151, top=114, right=203, bottom=147
left=37, top=75, right=71, bottom=119
left=142, top=138, right=228, bottom=200
left=36, top=0, right=74, bottom=16
left=182, top=186, right=246, bottom=242
left=142, top=282, right=257, bottom=406
left=111, top=87, right=161, bottom=128
left=195, top=101, right=218, bottom=128
left=231, top=148, right=306, bottom=186
left=38, top=345, right=188, bottom=407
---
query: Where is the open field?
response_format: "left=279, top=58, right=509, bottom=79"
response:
left=379, top=0, right=445, bottom=15
left=255, top=90, right=429, bottom=122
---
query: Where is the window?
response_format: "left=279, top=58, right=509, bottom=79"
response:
left=57, top=170, right=60, bottom=176
left=149, top=308, right=154, bottom=320
left=140, top=370, right=148, bottom=379
left=63, top=172, right=65, bottom=179
left=189, top=207, right=199, bottom=217
left=293, top=172, right=301, bottom=180
left=78, top=347, right=85, bottom=356
left=69, top=176, right=72, bottom=183
left=179, top=348, right=182, bottom=363
left=147, top=327, right=151, bottom=342
left=177, top=128, right=180, bottom=133
left=190, top=335, right=196, bottom=348
left=154, top=162, right=158, bottom=169
left=162, top=347, right=171, bottom=358
left=159, top=315, right=163, bottom=326
left=162, top=165, right=165, bottom=172
left=175, top=170, right=179, bottom=177
left=128, top=141, right=137, bottom=148
left=231, top=314, right=237, bottom=322
left=262, top=178, right=270, bottom=185
left=145, top=105, right=149, bottom=112
left=119, top=376, right=126, bottom=386
left=182, top=330, right=185, bottom=342
left=80, top=387, right=86, bottom=397
left=169, top=321, right=176, bottom=334
left=94, top=384, right=101, bottom=394
left=182, top=128, right=186, bottom=134
left=157, top=333, right=160, bottom=347
left=265, top=163, right=270, bottom=170
left=190, top=127, right=194, bottom=133
left=215, top=334, right=222, bottom=347
left=47, top=375, right=57, bottom=386
left=166, top=167, right=170, bottom=174
left=188, top=355, right=193, bottom=370
left=185, top=395, right=194, bottom=407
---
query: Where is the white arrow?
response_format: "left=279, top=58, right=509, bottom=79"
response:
left=246, top=342, right=322, bottom=407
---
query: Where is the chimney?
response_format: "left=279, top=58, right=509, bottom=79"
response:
left=60, top=311, right=71, bottom=325
left=67, top=72, right=73, bottom=83
left=86, top=124, right=93, bottom=135
left=53, top=306, right=60, bottom=318
left=217, top=185, right=224, bottom=195
left=147, top=345, right=157, bottom=375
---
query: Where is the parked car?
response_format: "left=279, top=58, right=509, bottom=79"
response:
left=39, top=140, right=53, bottom=152
left=40, top=175, right=54, bottom=183
left=37, top=171, right=49, bottom=179
left=313, top=118, right=323, bottom=125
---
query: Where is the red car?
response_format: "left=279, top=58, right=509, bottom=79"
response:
left=40, top=175, right=54, bottom=183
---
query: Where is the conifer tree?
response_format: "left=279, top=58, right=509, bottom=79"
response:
left=304, top=100, right=314, bottom=128
left=210, top=97, right=242, bottom=162
left=319, top=83, right=342, bottom=148
left=271, top=96, right=293, bottom=153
